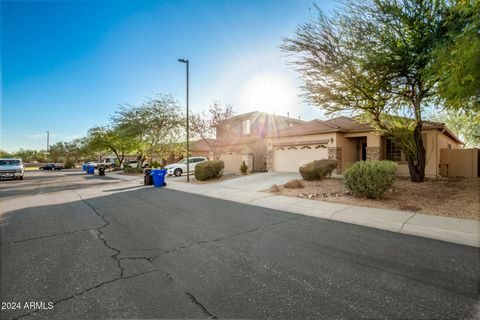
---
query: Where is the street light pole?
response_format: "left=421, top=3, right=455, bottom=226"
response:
left=178, top=58, right=190, bottom=182
left=46, top=131, right=50, bottom=160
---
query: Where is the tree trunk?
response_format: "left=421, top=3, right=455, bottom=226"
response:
left=118, top=152, right=124, bottom=167
left=406, top=123, right=426, bottom=182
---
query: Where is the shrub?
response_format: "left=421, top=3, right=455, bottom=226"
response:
left=151, top=160, right=161, bottom=168
left=343, top=160, right=397, bottom=198
left=284, top=179, right=304, bottom=189
left=299, top=159, right=339, bottom=181
left=123, top=165, right=142, bottom=174
left=64, top=161, right=75, bottom=169
left=240, top=161, right=248, bottom=175
left=195, top=160, right=224, bottom=181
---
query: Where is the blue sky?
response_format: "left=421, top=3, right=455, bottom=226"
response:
left=1, top=0, right=337, bottom=152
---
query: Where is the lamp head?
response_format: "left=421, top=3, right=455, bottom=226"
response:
left=178, top=58, right=188, bottom=63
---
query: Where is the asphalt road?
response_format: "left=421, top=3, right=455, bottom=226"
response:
left=0, top=171, right=479, bottom=319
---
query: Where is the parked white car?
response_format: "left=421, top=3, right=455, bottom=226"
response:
left=0, top=158, right=24, bottom=180
left=164, top=157, right=208, bottom=177
left=127, top=160, right=150, bottom=169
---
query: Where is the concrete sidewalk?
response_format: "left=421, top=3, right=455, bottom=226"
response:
left=166, top=180, right=479, bottom=248
left=108, top=172, right=479, bottom=247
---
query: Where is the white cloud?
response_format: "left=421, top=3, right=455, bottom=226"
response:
left=25, top=133, right=57, bottom=139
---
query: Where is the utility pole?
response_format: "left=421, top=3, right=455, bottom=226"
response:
left=178, top=58, right=190, bottom=182
left=46, top=131, right=50, bottom=162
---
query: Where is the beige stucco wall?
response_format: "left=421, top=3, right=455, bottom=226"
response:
left=344, top=132, right=381, bottom=147
left=395, top=129, right=461, bottom=178
left=440, top=148, right=478, bottom=177
left=335, top=134, right=357, bottom=172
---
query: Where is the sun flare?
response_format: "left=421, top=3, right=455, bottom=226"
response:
left=238, top=72, right=299, bottom=117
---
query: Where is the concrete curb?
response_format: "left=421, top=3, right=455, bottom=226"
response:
left=162, top=180, right=479, bottom=248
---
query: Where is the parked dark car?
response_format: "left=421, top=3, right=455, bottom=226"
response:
left=39, top=163, right=63, bottom=170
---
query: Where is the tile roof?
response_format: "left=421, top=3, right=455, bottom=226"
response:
left=274, top=120, right=340, bottom=137
left=272, top=116, right=462, bottom=143
left=325, top=116, right=373, bottom=132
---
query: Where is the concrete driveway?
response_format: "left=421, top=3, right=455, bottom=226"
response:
left=212, top=172, right=301, bottom=191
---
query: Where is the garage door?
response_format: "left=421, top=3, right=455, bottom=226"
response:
left=273, top=145, right=328, bottom=172
left=220, top=153, right=244, bottom=172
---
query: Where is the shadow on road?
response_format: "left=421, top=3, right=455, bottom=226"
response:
left=1, top=186, right=479, bottom=320
left=0, top=174, right=123, bottom=199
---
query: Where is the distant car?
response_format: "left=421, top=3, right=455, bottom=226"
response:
left=39, top=163, right=62, bottom=171
left=164, top=157, right=208, bottom=177
left=127, top=160, right=150, bottom=169
left=0, top=158, right=24, bottom=180
left=102, top=162, right=115, bottom=169
left=96, top=162, right=115, bottom=169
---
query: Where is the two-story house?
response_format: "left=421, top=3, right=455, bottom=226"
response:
left=191, top=111, right=305, bottom=172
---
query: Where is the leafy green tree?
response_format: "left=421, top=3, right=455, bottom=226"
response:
left=47, top=139, right=92, bottom=166
left=428, top=109, right=480, bottom=147
left=282, top=0, right=476, bottom=182
left=48, top=143, right=65, bottom=163
left=112, top=94, right=184, bottom=165
left=33, top=150, right=47, bottom=162
left=0, top=150, right=14, bottom=158
left=431, top=1, right=480, bottom=111
left=14, top=149, right=37, bottom=162
left=87, top=126, right=135, bottom=167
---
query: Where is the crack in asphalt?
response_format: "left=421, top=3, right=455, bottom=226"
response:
left=185, top=292, right=217, bottom=319
left=11, top=270, right=158, bottom=320
left=0, top=228, right=97, bottom=246
left=72, top=190, right=125, bottom=278
left=7, top=189, right=301, bottom=320
left=116, top=217, right=304, bottom=264
left=6, top=190, right=164, bottom=320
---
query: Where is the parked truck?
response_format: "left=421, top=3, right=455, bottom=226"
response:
left=0, top=158, right=25, bottom=180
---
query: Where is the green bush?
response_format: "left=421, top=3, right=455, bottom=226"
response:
left=240, top=161, right=248, bottom=175
left=123, top=165, right=142, bottom=174
left=344, top=160, right=397, bottom=198
left=64, top=161, right=75, bottom=169
left=195, top=160, right=224, bottom=181
left=151, top=160, right=162, bottom=168
left=299, top=159, right=339, bottom=181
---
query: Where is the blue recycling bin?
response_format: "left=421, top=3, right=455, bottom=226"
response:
left=151, top=169, right=167, bottom=188
left=87, top=165, right=95, bottom=174
left=82, top=164, right=87, bottom=171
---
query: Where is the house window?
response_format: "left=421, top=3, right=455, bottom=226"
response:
left=242, top=119, right=251, bottom=135
left=386, top=138, right=402, bottom=162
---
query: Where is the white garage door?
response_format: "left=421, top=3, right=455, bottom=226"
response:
left=273, top=145, right=328, bottom=172
left=220, top=153, right=244, bottom=172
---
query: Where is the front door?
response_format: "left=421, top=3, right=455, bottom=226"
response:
left=361, top=142, right=367, bottom=161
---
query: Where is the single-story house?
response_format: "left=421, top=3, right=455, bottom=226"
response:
left=266, top=116, right=463, bottom=178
